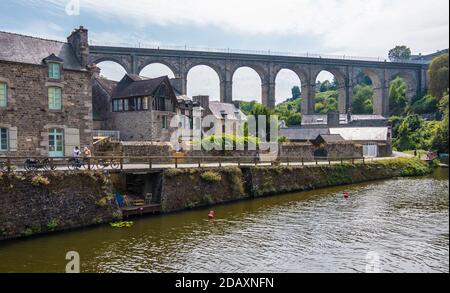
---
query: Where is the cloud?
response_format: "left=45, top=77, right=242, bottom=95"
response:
left=47, top=0, right=449, bottom=56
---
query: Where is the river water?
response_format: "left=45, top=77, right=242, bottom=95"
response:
left=0, top=169, right=448, bottom=273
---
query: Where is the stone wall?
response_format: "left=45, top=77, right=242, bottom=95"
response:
left=378, top=143, right=393, bottom=157
left=109, top=110, right=175, bottom=142
left=159, top=158, right=430, bottom=212
left=246, top=159, right=429, bottom=197
left=279, top=142, right=315, bottom=160
left=325, top=143, right=363, bottom=159
left=0, top=172, right=121, bottom=241
left=0, top=61, right=93, bottom=156
left=121, top=142, right=174, bottom=158
left=161, top=167, right=247, bottom=212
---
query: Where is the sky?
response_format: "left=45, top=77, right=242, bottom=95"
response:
left=0, top=0, right=448, bottom=104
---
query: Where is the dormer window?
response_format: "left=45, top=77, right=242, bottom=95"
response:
left=43, top=54, right=63, bottom=80
left=48, top=63, right=61, bottom=79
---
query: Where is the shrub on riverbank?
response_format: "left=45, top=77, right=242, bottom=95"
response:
left=368, top=158, right=431, bottom=177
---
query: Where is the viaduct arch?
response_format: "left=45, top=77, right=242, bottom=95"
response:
left=90, top=46, right=428, bottom=116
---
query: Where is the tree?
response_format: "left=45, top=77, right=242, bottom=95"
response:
left=249, top=104, right=275, bottom=141
left=410, top=94, right=439, bottom=115
left=431, top=94, right=449, bottom=153
left=291, top=86, right=301, bottom=100
left=352, top=85, right=374, bottom=114
left=389, top=77, right=408, bottom=116
left=355, top=72, right=372, bottom=86
left=394, top=114, right=425, bottom=151
left=388, top=45, right=412, bottom=61
left=428, top=54, right=449, bottom=99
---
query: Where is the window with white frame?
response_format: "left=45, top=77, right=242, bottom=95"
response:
left=0, top=82, right=7, bottom=107
left=48, top=87, right=62, bottom=110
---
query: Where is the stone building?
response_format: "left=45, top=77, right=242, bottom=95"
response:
left=0, top=27, right=93, bottom=157
left=93, top=74, right=191, bottom=141
left=281, top=112, right=392, bottom=157
left=193, top=95, right=247, bottom=136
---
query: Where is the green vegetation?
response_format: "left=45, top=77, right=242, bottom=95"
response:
left=46, top=219, right=59, bottom=231
left=352, top=84, right=374, bottom=114
left=431, top=94, right=449, bottom=153
left=372, top=158, right=431, bottom=177
left=389, top=77, right=408, bottom=116
left=200, top=171, right=222, bottom=183
left=428, top=54, right=449, bottom=99
left=195, top=134, right=260, bottom=150
left=315, top=90, right=338, bottom=114
left=31, top=175, right=50, bottom=187
left=274, top=97, right=301, bottom=126
left=388, top=45, right=412, bottom=61
left=110, top=221, right=134, bottom=228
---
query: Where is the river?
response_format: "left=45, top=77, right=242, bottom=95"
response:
left=0, top=168, right=448, bottom=273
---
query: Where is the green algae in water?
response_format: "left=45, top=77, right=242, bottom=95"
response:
left=110, top=221, right=134, bottom=228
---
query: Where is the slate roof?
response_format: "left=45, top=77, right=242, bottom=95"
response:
left=317, top=134, right=346, bottom=143
left=0, top=31, right=84, bottom=70
left=111, top=75, right=169, bottom=98
left=209, top=101, right=247, bottom=121
left=280, top=128, right=330, bottom=141
left=95, top=77, right=118, bottom=96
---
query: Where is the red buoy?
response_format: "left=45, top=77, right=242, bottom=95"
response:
left=343, top=192, right=350, bottom=199
left=208, top=211, right=215, bottom=219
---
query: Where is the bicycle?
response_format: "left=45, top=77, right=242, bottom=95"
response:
left=24, top=158, right=56, bottom=171
left=96, top=158, right=120, bottom=170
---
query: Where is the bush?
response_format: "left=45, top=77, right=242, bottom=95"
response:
left=46, top=219, right=59, bottom=231
left=200, top=171, right=222, bottom=183
left=31, top=175, right=50, bottom=187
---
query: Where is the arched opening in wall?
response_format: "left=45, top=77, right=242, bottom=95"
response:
left=96, top=61, right=127, bottom=81
left=352, top=72, right=376, bottom=115
left=140, top=63, right=175, bottom=79
left=233, top=67, right=262, bottom=107
left=388, top=75, right=409, bottom=116
left=314, top=71, right=339, bottom=114
left=187, top=65, right=221, bottom=101
left=275, top=69, right=302, bottom=126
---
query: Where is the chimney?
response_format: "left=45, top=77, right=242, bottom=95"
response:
left=327, top=112, right=340, bottom=127
left=68, top=26, right=89, bottom=68
left=193, top=95, right=210, bottom=110
left=88, top=64, right=101, bottom=79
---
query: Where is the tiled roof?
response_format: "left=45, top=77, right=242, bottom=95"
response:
left=0, top=31, right=84, bottom=70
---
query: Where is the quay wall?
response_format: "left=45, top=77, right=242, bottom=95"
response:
left=0, top=172, right=121, bottom=241
left=0, top=158, right=430, bottom=240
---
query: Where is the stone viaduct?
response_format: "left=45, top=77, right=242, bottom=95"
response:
left=89, top=45, right=428, bottom=116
